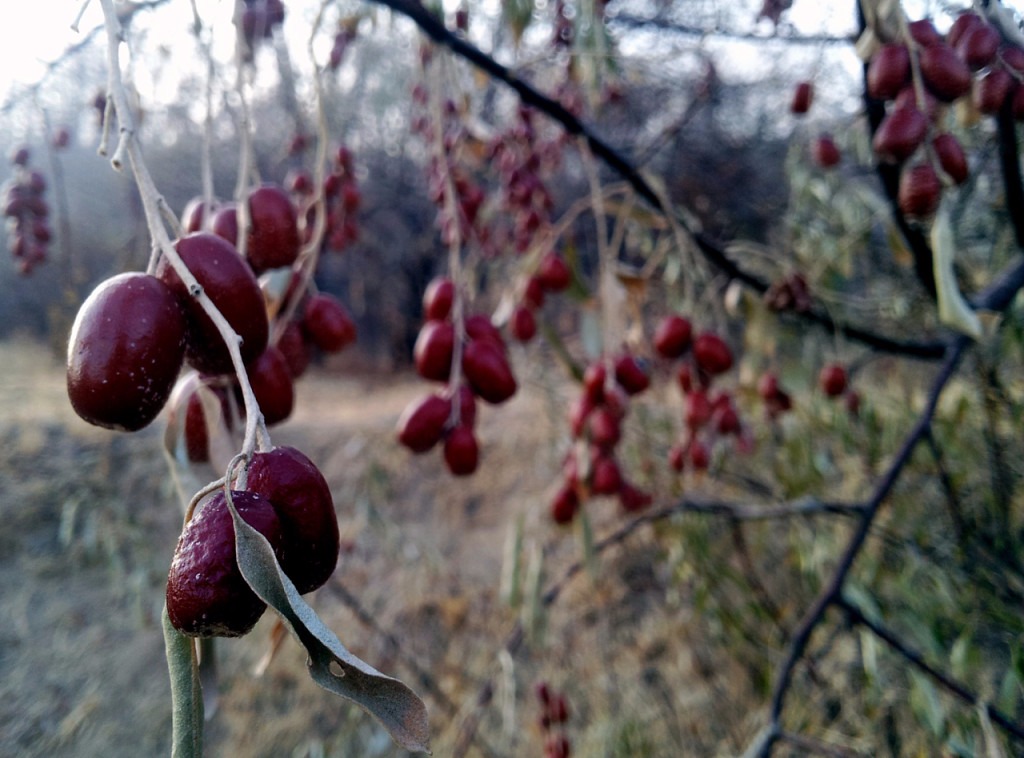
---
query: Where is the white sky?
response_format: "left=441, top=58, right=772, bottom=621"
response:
left=2, top=0, right=1024, bottom=105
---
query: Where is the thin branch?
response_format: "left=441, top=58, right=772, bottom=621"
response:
left=997, top=89, right=1024, bottom=249
left=370, top=0, right=950, bottom=360
left=836, top=594, right=1024, bottom=744
left=607, top=13, right=856, bottom=46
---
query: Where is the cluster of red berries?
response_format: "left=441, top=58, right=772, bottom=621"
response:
left=237, top=0, right=286, bottom=60
left=656, top=318, right=749, bottom=473
left=509, top=250, right=573, bottom=343
left=166, top=445, right=340, bottom=637
left=818, top=362, right=860, bottom=415
left=397, top=276, right=518, bottom=476
left=4, top=146, right=52, bottom=275
left=552, top=352, right=653, bottom=524
left=289, top=145, right=361, bottom=253
left=535, top=681, right=571, bottom=758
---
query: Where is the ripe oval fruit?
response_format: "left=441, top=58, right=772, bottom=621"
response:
left=414, top=320, right=455, bottom=381
left=397, top=393, right=450, bottom=453
left=908, top=19, right=943, bottom=48
left=957, top=24, right=1000, bottom=69
left=276, top=321, right=311, bottom=378
left=919, top=44, right=972, bottom=102
left=685, top=390, right=713, bottom=430
left=244, top=346, right=295, bottom=426
left=790, top=81, right=813, bottom=114
left=246, top=184, right=300, bottom=273
left=302, top=293, right=356, bottom=353
left=510, top=304, right=538, bottom=343
left=535, top=251, right=571, bottom=292
left=166, top=490, right=283, bottom=637
left=932, top=133, right=968, bottom=185
left=692, top=332, right=733, bottom=375
left=590, top=455, right=622, bottom=495
left=443, top=425, right=480, bottom=476
left=211, top=204, right=239, bottom=247
left=819, top=363, right=848, bottom=398
left=974, top=68, right=1015, bottom=114
left=422, top=276, right=455, bottom=321
left=867, top=44, right=910, bottom=101
left=158, top=232, right=269, bottom=375
left=463, top=339, right=517, bottom=404
left=812, top=135, right=841, bottom=169
left=898, top=163, right=942, bottom=218
left=246, top=446, right=339, bottom=594
left=872, top=107, right=928, bottom=163
left=67, top=272, right=186, bottom=431
left=653, top=314, right=693, bottom=358
left=614, top=353, right=650, bottom=395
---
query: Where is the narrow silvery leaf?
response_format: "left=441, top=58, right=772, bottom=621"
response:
left=931, top=204, right=982, bottom=340
left=163, top=606, right=203, bottom=758
left=223, top=494, right=431, bottom=753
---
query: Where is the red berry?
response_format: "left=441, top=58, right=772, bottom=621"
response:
left=444, top=425, right=479, bottom=476
left=165, top=490, right=283, bottom=637
left=523, top=276, right=546, bottom=309
left=246, top=446, right=340, bottom=594
left=511, top=304, right=538, bottom=342
left=919, top=43, right=973, bottom=102
left=957, top=23, right=1000, bottom=69
left=397, top=393, right=451, bottom=453
left=813, top=135, right=841, bottom=168
left=245, top=184, right=300, bottom=273
left=618, top=482, right=652, bottom=513
left=244, top=346, right=295, bottom=426
left=898, top=163, right=942, bottom=218
left=757, top=371, right=780, bottom=400
left=908, top=19, right=943, bottom=48
left=689, top=439, right=710, bottom=470
left=867, top=45, right=911, bottom=101
left=613, top=353, right=650, bottom=395
left=588, top=406, right=622, bottom=451
left=685, top=390, right=713, bottom=430
left=590, top=455, right=622, bottom=495
left=276, top=321, right=311, bottom=378
left=550, top=484, right=580, bottom=524
left=872, top=107, right=928, bottom=163
left=692, top=332, right=733, bottom=375
left=931, top=133, right=968, bottom=185
left=652, top=314, right=693, bottom=358
left=974, top=68, right=1015, bottom=114
left=819, top=363, right=848, bottom=398
left=422, top=276, right=455, bottom=321
left=462, top=338, right=517, bottom=404
left=158, top=232, right=269, bottom=375
left=790, top=81, right=813, bottom=114
left=303, top=293, right=357, bottom=353
left=535, top=251, right=571, bottom=292
left=67, top=272, right=187, bottom=431
left=464, top=314, right=506, bottom=351
left=414, top=320, right=455, bottom=381
left=211, top=204, right=239, bottom=247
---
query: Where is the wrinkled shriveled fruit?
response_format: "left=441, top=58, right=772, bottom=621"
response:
left=246, top=446, right=340, bottom=594
left=246, top=184, right=300, bottom=273
left=158, top=232, right=268, bottom=375
left=67, top=272, right=186, bottom=431
left=166, top=490, right=283, bottom=637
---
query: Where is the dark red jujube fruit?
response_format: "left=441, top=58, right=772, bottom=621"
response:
left=166, top=490, right=283, bottom=638
left=158, top=232, right=269, bottom=375
left=414, top=320, right=454, bottom=381
left=244, top=346, right=295, bottom=426
left=653, top=314, right=693, bottom=359
left=246, top=184, right=300, bottom=274
left=422, top=276, right=455, bottom=321
left=462, top=338, right=517, bottom=404
left=302, top=293, right=357, bottom=353
left=246, top=446, right=340, bottom=594
left=397, top=393, right=451, bottom=453
left=67, top=272, right=187, bottom=431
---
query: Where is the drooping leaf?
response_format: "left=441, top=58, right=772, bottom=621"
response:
left=223, top=494, right=431, bottom=754
left=931, top=204, right=982, bottom=340
left=163, top=606, right=203, bottom=758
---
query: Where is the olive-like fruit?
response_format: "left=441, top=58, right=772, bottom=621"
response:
left=247, top=446, right=340, bottom=594
left=246, top=184, right=300, bottom=274
left=302, top=293, right=357, bottom=353
left=67, top=272, right=186, bottom=431
left=158, top=232, right=269, bottom=375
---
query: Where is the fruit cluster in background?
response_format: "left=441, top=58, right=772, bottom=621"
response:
left=4, top=146, right=54, bottom=276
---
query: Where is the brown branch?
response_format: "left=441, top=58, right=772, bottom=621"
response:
left=836, top=594, right=1024, bottom=744
left=997, top=90, right=1024, bottom=249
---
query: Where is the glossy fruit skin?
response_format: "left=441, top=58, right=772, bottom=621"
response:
left=244, top=346, right=295, bottom=426
left=302, top=293, right=356, bottom=353
left=462, top=339, right=517, bottom=404
left=158, top=233, right=269, bottom=375
left=246, top=184, right=300, bottom=273
left=247, top=446, right=340, bottom=594
left=653, top=314, right=693, bottom=358
left=212, top=204, right=239, bottom=246
left=957, top=24, right=1000, bottom=69
left=511, top=305, right=537, bottom=342
left=535, top=252, right=571, bottom=292
left=277, top=321, right=311, bottom=378
left=397, top=393, right=451, bottom=452
left=422, top=276, right=455, bottom=321
left=692, top=332, right=733, bottom=375
left=614, top=354, right=650, bottom=395
left=443, top=425, right=479, bottom=476
left=414, top=320, right=454, bottom=381
left=67, top=272, right=187, bottom=431
left=974, top=68, right=1015, bottom=114
left=932, top=133, right=968, bottom=185
left=919, top=44, right=973, bottom=102
left=166, top=490, right=282, bottom=638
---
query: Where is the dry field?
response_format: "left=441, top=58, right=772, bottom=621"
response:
left=0, top=338, right=752, bottom=757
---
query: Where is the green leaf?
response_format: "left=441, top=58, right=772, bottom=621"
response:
left=910, top=670, right=947, bottom=737
left=931, top=203, right=982, bottom=340
left=163, top=606, right=203, bottom=758
left=224, top=494, right=431, bottom=754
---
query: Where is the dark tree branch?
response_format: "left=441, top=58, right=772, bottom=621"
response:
left=607, top=13, right=855, bottom=46
left=372, top=0, right=950, bottom=360
left=997, top=94, right=1024, bottom=249
left=836, top=594, right=1024, bottom=744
